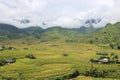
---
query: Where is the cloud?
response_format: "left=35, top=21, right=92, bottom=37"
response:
left=50, top=17, right=83, bottom=28
left=0, top=0, right=120, bottom=28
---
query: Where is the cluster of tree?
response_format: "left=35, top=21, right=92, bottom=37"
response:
left=109, top=42, right=120, bottom=50
left=0, top=76, right=16, bottom=80
left=0, top=59, right=6, bottom=66
left=25, top=54, right=36, bottom=59
left=84, top=64, right=120, bottom=78
left=65, top=39, right=76, bottom=43
left=110, top=53, right=119, bottom=64
left=96, top=51, right=108, bottom=56
left=55, top=70, right=80, bottom=80
left=62, top=53, right=69, bottom=57
left=85, top=68, right=108, bottom=78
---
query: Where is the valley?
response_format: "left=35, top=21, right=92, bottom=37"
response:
left=0, top=22, right=120, bottom=80
left=0, top=41, right=120, bottom=80
left=0, top=0, right=120, bottom=80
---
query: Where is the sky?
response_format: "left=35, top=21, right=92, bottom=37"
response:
left=0, top=0, right=120, bottom=28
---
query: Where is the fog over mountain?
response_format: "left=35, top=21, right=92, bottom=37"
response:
left=0, top=0, right=120, bottom=28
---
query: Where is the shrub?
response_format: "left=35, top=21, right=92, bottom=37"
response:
left=55, top=78, right=61, bottom=80
left=112, top=41, right=120, bottom=49
left=25, top=54, right=36, bottom=59
left=66, top=40, right=75, bottom=42
left=1, top=76, right=16, bottom=80
left=23, top=48, right=28, bottom=50
left=62, top=53, right=68, bottom=56
left=85, top=68, right=108, bottom=78
left=67, top=70, right=80, bottom=79
left=55, top=70, right=80, bottom=80
left=0, top=59, right=6, bottom=66
left=117, top=45, right=120, bottom=49
left=96, top=51, right=108, bottom=56
left=90, top=40, right=93, bottom=44
left=109, top=43, right=114, bottom=49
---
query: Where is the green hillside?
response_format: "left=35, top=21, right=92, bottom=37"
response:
left=0, top=22, right=120, bottom=80
left=22, top=27, right=44, bottom=36
left=0, top=23, right=101, bottom=42
left=72, top=26, right=101, bottom=34
left=39, top=26, right=82, bottom=42
left=73, top=22, right=120, bottom=44
left=0, top=23, right=24, bottom=40
left=1, top=22, right=120, bottom=44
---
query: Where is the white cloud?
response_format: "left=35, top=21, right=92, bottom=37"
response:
left=0, top=0, right=120, bottom=28
left=50, top=17, right=83, bottom=28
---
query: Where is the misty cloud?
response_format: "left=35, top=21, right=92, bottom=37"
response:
left=0, top=0, right=120, bottom=28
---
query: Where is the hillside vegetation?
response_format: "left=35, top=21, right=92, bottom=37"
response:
left=0, top=23, right=101, bottom=42
left=86, top=22, right=120, bottom=43
left=0, top=22, right=120, bottom=80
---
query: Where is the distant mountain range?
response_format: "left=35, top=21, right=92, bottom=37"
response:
left=0, top=23, right=101, bottom=40
left=0, top=23, right=24, bottom=40
left=0, top=22, right=120, bottom=44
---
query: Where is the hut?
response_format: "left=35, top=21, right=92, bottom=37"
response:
left=90, top=58, right=110, bottom=64
left=98, top=58, right=110, bottom=64
left=8, top=47, right=17, bottom=50
left=0, top=45, right=5, bottom=51
left=5, top=58, right=16, bottom=64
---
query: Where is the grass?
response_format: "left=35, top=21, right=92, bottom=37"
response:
left=0, top=41, right=120, bottom=80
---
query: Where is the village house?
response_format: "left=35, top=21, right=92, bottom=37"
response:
left=0, top=45, right=4, bottom=51
left=98, top=58, right=110, bottom=64
left=90, top=58, right=110, bottom=64
left=5, top=58, right=16, bottom=64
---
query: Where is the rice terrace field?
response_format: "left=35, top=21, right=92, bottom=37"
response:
left=0, top=41, right=120, bottom=80
left=0, top=0, right=120, bottom=80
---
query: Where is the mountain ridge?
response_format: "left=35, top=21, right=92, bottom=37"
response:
left=0, top=23, right=100, bottom=40
left=0, top=22, right=120, bottom=44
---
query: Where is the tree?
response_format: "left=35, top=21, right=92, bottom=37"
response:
left=25, top=54, right=36, bottom=59
left=109, top=43, right=114, bottom=49
left=111, top=54, right=119, bottom=63
left=0, top=60, right=6, bottom=66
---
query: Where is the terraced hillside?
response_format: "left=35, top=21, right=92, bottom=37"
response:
left=0, top=42, right=120, bottom=80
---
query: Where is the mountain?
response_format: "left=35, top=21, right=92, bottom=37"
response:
left=0, top=24, right=46, bottom=40
left=38, top=26, right=81, bottom=42
left=0, top=23, right=101, bottom=41
left=71, top=26, right=101, bottom=34
left=1, top=22, right=120, bottom=44
left=85, top=22, right=120, bottom=44
left=0, top=23, right=24, bottom=40
left=22, top=26, right=44, bottom=36
left=0, top=23, right=21, bottom=33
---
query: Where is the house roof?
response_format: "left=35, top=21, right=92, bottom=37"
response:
left=99, top=58, right=109, bottom=62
